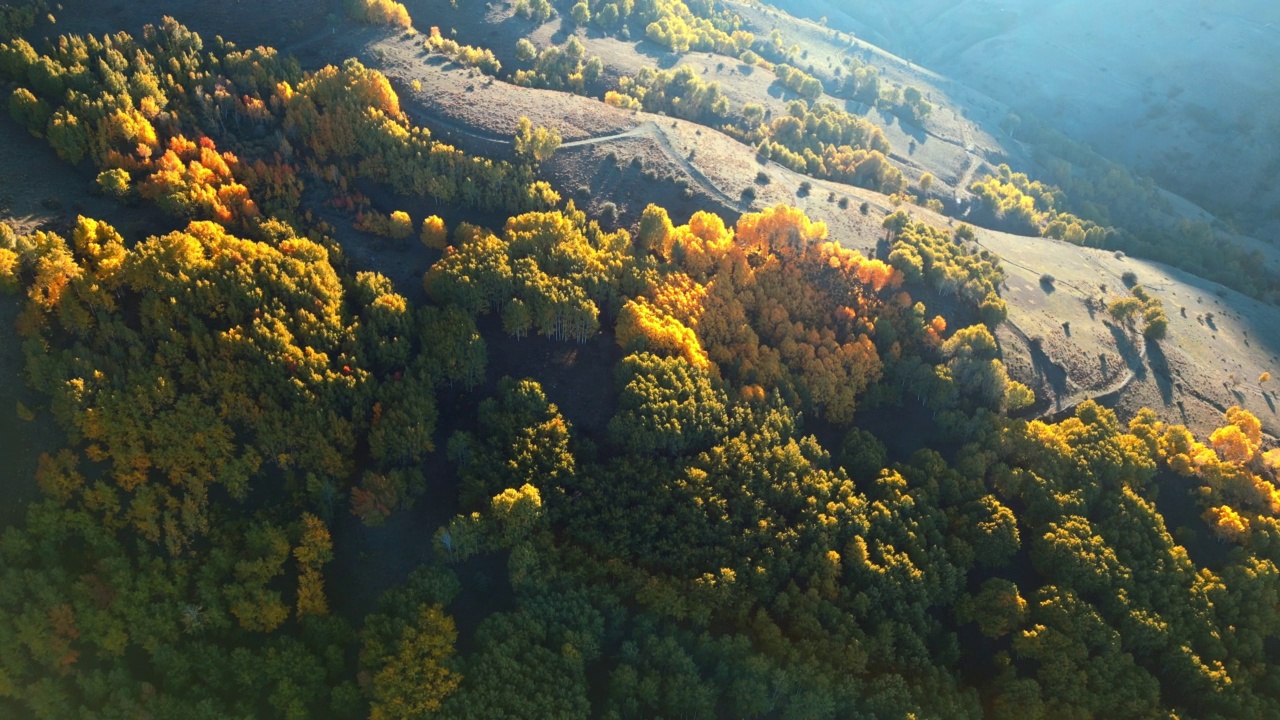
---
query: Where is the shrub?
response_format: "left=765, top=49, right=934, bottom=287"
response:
left=599, top=202, right=618, bottom=224
left=1121, top=270, right=1138, bottom=287
left=755, top=171, right=770, bottom=185
left=515, top=38, right=537, bottom=63
left=96, top=168, right=132, bottom=200
left=1143, top=314, right=1168, bottom=340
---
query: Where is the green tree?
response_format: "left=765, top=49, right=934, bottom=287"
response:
left=515, top=38, right=537, bottom=63
left=958, top=578, right=1027, bottom=638
left=607, top=352, right=728, bottom=455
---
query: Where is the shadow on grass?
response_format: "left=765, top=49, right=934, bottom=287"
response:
left=1028, top=337, right=1069, bottom=411
left=1146, top=338, right=1174, bottom=404
left=1109, top=323, right=1146, bottom=379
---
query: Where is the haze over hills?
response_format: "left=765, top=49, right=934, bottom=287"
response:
left=769, top=0, right=1280, bottom=234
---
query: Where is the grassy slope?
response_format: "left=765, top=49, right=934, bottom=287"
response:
left=767, top=0, right=1280, bottom=238
left=354, top=19, right=1280, bottom=440
left=3, top=0, right=1277, bottom=451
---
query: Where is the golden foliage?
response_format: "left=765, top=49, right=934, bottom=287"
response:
left=347, top=0, right=412, bottom=28
left=420, top=215, right=447, bottom=249
left=616, top=297, right=710, bottom=370
left=1204, top=505, right=1250, bottom=543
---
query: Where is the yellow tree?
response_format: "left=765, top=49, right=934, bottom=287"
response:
left=388, top=210, right=413, bottom=240
left=420, top=215, right=447, bottom=249
left=513, top=116, right=561, bottom=162
left=294, top=513, right=333, bottom=618
left=1204, top=505, right=1250, bottom=543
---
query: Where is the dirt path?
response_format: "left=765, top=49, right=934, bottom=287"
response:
left=402, top=99, right=748, bottom=212
left=561, top=119, right=749, bottom=211
left=401, top=104, right=513, bottom=147
left=1002, top=315, right=1145, bottom=420
left=954, top=113, right=979, bottom=198
left=558, top=123, right=653, bottom=148
left=631, top=122, right=748, bottom=211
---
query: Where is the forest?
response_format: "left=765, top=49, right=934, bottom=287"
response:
left=1, top=3, right=1279, bottom=720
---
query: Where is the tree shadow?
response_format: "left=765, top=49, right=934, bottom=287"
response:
left=1109, top=323, right=1146, bottom=379
left=1145, top=338, right=1174, bottom=405
left=549, top=18, right=574, bottom=45
left=842, top=97, right=874, bottom=117
left=1151, top=471, right=1233, bottom=572
left=1265, top=392, right=1276, bottom=414
left=898, top=118, right=928, bottom=144
left=1027, top=337, right=1069, bottom=411
left=640, top=41, right=685, bottom=69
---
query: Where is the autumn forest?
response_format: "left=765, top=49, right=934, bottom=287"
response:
left=0, top=1, right=1278, bottom=719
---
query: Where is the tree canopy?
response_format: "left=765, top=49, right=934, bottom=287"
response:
left=0, top=12, right=1277, bottom=720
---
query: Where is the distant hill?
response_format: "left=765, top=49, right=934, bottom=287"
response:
left=767, top=0, right=1280, bottom=236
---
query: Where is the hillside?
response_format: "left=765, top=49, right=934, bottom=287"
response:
left=769, top=0, right=1280, bottom=236
left=2, top=1, right=1280, bottom=718
left=344, top=23, right=1280, bottom=444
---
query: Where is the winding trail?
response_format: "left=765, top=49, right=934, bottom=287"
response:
left=1007, top=316, right=1146, bottom=421
left=960, top=222, right=1149, bottom=418
left=558, top=123, right=653, bottom=148
left=563, top=119, right=750, bottom=211
left=401, top=104, right=513, bottom=147
left=403, top=103, right=748, bottom=212
left=954, top=113, right=980, bottom=198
